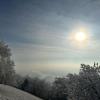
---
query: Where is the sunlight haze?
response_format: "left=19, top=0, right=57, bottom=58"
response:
left=0, top=0, right=100, bottom=78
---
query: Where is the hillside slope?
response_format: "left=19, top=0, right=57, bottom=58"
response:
left=0, top=84, right=43, bottom=100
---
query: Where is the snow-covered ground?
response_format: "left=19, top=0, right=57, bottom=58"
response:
left=0, top=84, right=43, bottom=100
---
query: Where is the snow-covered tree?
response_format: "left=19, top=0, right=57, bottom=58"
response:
left=0, top=41, right=15, bottom=85
left=51, top=77, right=68, bottom=100
left=67, top=63, right=100, bottom=100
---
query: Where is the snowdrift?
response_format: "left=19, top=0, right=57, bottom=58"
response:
left=0, top=84, right=43, bottom=100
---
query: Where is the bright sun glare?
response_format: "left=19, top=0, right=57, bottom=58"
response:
left=75, top=32, right=87, bottom=42
left=69, top=27, right=90, bottom=48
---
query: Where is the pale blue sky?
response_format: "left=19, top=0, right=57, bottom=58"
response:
left=0, top=0, right=100, bottom=77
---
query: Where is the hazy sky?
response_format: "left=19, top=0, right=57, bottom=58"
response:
left=0, top=0, right=100, bottom=77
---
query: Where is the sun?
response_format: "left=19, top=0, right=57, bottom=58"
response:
left=75, top=31, right=87, bottom=42
left=68, top=27, right=90, bottom=48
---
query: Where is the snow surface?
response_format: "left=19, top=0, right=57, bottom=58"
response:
left=0, top=84, right=43, bottom=100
